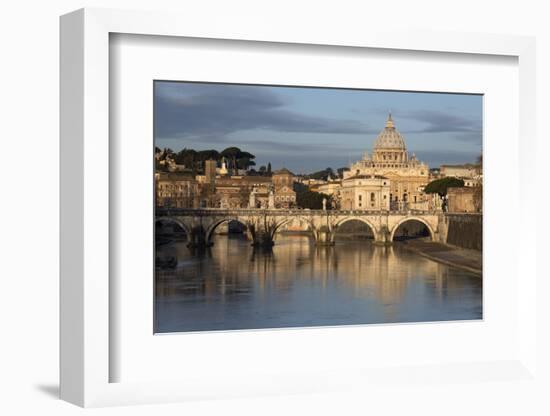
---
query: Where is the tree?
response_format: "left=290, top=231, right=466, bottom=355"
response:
left=196, top=149, right=220, bottom=163
left=476, top=153, right=483, bottom=167
left=174, top=148, right=197, bottom=169
left=424, top=177, right=465, bottom=197
left=267, top=162, right=272, bottom=174
left=221, top=147, right=243, bottom=173
left=294, top=183, right=332, bottom=209
left=306, top=168, right=335, bottom=181
left=236, top=151, right=256, bottom=170
left=160, top=147, right=174, bottom=161
left=337, top=167, right=349, bottom=178
left=259, top=165, right=267, bottom=174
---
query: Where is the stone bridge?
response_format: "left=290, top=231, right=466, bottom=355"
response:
left=156, top=208, right=443, bottom=248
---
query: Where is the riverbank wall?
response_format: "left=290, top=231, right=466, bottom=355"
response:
left=439, top=213, right=482, bottom=251
left=401, top=240, right=482, bottom=275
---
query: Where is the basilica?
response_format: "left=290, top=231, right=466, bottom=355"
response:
left=318, top=114, right=431, bottom=210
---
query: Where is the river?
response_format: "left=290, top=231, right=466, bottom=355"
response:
left=155, top=234, right=482, bottom=333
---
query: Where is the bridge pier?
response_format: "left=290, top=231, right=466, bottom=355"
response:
left=186, top=225, right=213, bottom=248
left=373, top=225, right=392, bottom=246
left=315, top=226, right=335, bottom=246
left=246, top=223, right=275, bottom=248
left=251, top=231, right=275, bottom=248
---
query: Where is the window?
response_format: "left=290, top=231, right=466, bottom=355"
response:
left=370, top=193, right=375, bottom=202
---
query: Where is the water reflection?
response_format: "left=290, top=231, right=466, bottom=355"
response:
left=155, top=235, right=482, bottom=333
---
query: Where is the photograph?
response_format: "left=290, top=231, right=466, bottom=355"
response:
left=153, top=81, right=483, bottom=333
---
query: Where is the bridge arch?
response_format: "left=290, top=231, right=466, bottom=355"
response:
left=271, top=217, right=317, bottom=240
left=205, top=218, right=249, bottom=243
left=155, top=217, right=191, bottom=237
left=331, top=217, right=378, bottom=242
left=390, top=216, right=435, bottom=242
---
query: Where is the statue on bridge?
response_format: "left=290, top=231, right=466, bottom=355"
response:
left=249, top=189, right=256, bottom=209
left=268, top=189, right=275, bottom=209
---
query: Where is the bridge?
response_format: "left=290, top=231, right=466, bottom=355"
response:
left=156, top=208, right=443, bottom=248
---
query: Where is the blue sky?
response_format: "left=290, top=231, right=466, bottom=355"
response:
left=154, top=81, right=482, bottom=174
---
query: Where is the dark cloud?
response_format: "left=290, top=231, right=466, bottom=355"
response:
left=414, top=149, right=480, bottom=167
left=452, top=131, right=483, bottom=144
left=154, top=82, right=373, bottom=139
left=404, top=109, right=481, bottom=134
left=383, top=109, right=482, bottom=144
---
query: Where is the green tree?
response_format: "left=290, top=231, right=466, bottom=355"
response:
left=294, top=183, right=332, bottom=209
left=306, top=168, right=335, bottom=181
left=476, top=153, right=483, bottom=166
left=221, top=147, right=243, bottom=173
left=197, top=149, right=220, bottom=162
left=236, top=151, right=256, bottom=170
left=267, top=162, right=272, bottom=174
left=174, top=148, right=197, bottom=168
left=424, top=177, right=465, bottom=197
left=337, top=167, right=349, bottom=178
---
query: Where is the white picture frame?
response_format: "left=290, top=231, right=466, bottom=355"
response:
left=60, top=8, right=537, bottom=407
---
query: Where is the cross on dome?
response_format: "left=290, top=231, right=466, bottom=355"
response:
left=386, top=112, right=394, bottom=128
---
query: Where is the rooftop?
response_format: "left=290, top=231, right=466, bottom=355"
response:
left=273, top=167, right=295, bottom=176
left=344, top=174, right=388, bottom=181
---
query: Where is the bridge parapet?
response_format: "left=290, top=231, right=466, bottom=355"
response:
left=156, top=208, right=440, bottom=217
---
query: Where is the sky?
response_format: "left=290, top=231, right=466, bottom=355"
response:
left=154, top=81, right=482, bottom=174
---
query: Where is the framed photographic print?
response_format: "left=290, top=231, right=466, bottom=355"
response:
left=152, top=81, right=483, bottom=334
left=60, top=8, right=538, bottom=407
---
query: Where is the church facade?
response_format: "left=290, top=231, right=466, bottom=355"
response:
left=341, top=114, right=430, bottom=210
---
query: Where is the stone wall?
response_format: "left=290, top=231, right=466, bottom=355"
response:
left=442, top=213, right=482, bottom=251
left=447, top=187, right=482, bottom=213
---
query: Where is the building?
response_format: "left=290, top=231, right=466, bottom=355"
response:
left=342, top=114, right=430, bottom=210
left=463, top=177, right=482, bottom=187
left=338, top=174, right=390, bottom=210
left=204, top=159, right=217, bottom=185
left=272, top=168, right=297, bottom=209
left=214, top=175, right=272, bottom=208
left=197, top=169, right=297, bottom=209
left=312, top=179, right=343, bottom=197
left=440, top=162, right=483, bottom=189
left=155, top=172, right=200, bottom=208
left=440, top=163, right=480, bottom=179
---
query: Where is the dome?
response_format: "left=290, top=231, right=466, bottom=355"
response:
left=373, top=114, right=406, bottom=150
